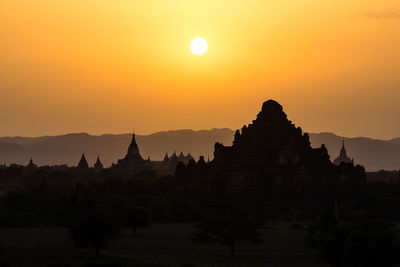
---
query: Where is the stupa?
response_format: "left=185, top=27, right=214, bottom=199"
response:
left=77, top=153, right=89, bottom=169
left=26, top=158, right=38, bottom=169
left=94, top=155, right=104, bottom=171
left=333, top=140, right=354, bottom=165
left=115, top=133, right=153, bottom=174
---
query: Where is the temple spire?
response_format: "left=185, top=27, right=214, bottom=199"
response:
left=78, top=153, right=89, bottom=169
left=334, top=139, right=353, bottom=165
left=126, top=132, right=141, bottom=159
left=94, top=155, right=103, bottom=171
left=340, top=140, right=347, bottom=157
left=115, top=130, right=153, bottom=173
left=27, top=158, right=37, bottom=168
left=164, top=152, right=169, bottom=162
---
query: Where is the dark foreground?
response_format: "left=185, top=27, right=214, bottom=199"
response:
left=0, top=223, right=327, bottom=267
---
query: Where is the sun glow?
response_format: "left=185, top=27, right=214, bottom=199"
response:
left=190, top=37, right=208, bottom=55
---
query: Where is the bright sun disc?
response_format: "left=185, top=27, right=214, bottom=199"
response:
left=190, top=37, right=208, bottom=55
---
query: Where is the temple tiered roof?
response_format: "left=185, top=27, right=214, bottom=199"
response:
left=115, top=133, right=153, bottom=174
left=333, top=140, right=353, bottom=165
left=212, top=99, right=364, bottom=188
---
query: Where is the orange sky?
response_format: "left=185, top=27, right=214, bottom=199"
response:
left=1, top=0, right=400, bottom=139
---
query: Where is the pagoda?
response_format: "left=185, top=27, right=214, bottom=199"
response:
left=26, top=158, right=38, bottom=169
left=94, top=155, right=104, bottom=171
left=115, top=133, right=153, bottom=174
left=333, top=140, right=354, bottom=165
left=77, top=153, right=89, bottom=169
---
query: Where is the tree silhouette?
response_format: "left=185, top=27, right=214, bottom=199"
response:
left=192, top=216, right=263, bottom=257
left=311, top=221, right=400, bottom=267
left=120, top=207, right=150, bottom=236
left=69, top=211, right=120, bottom=258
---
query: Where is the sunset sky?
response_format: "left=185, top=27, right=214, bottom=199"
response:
left=1, top=0, right=400, bottom=139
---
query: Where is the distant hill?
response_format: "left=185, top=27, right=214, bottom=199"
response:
left=0, top=129, right=234, bottom=168
left=0, top=129, right=399, bottom=171
left=309, top=132, right=400, bottom=171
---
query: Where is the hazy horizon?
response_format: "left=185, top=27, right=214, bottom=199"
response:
left=2, top=128, right=400, bottom=171
left=1, top=127, right=400, bottom=141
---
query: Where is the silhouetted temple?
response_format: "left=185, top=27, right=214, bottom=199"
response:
left=114, top=133, right=153, bottom=174
left=26, top=158, right=38, bottom=169
left=209, top=100, right=365, bottom=189
left=94, top=155, right=104, bottom=171
left=164, top=151, right=193, bottom=166
left=77, top=153, right=89, bottom=169
left=333, top=140, right=354, bottom=166
left=153, top=151, right=194, bottom=175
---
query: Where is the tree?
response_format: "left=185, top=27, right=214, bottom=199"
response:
left=310, top=221, right=400, bottom=267
left=120, top=207, right=150, bottom=236
left=192, top=216, right=263, bottom=257
left=69, top=211, right=120, bottom=258
left=345, top=221, right=400, bottom=267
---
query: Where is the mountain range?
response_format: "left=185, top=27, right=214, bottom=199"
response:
left=0, top=129, right=399, bottom=171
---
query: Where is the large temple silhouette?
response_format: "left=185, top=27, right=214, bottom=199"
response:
left=177, top=99, right=366, bottom=190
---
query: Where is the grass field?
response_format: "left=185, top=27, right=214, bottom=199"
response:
left=0, top=223, right=328, bottom=267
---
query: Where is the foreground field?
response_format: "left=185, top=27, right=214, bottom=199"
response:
left=0, top=223, right=327, bottom=267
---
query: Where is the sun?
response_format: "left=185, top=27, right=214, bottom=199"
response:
left=190, top=37, right=208, bottom=55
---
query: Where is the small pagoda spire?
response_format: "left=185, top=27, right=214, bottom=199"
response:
left=94, top=155, right=103, bottom=170
left=78, top=153, right=89, bottom=169
left=27, top=158, right=37, bottom=168
left=170, top=151, right=178, bottom=161
left=163, top=152, right=169, bottom=162
left=340, top=140, right=348, bottom=157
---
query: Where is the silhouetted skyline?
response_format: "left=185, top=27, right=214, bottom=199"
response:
left=1, top=2, right=400, bottom=267
left=1, top=129, right=400, bottom=171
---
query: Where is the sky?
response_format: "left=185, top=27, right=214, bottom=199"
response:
left=1, top=0, right=400, bottom=139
